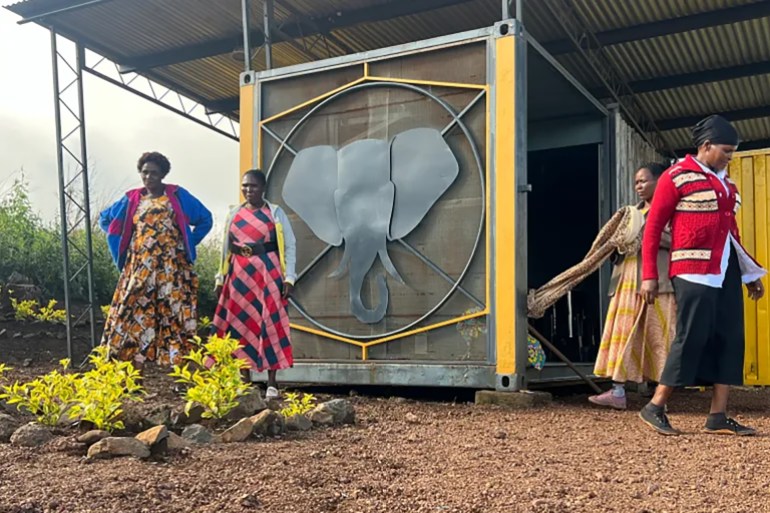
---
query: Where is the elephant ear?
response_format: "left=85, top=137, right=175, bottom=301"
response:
left=282, top=145, right=343, bottom=246
left=388, top=128, right=460, bottom=240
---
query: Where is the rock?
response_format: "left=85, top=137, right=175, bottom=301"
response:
left=220, top=417, right=255, bottom=443
left=7, top=271, right=33, bottom=285
left=171, top=404, right=205, bottom=426
left=494, top=431, right=508, bottom=440
left=475, top=390, right=552, bottom=409
left=21, top=358, right=33, bottom=366
left=285, top=414, right=312, bottom=432
left=405, top=412, right=419, bottom=424
left=135, top=425, right=168, bottom=447
left=76, top=430, right=111, bottom=446
left=167, top=432, right=192, bottom=450
left=146, top=406, right=173, bottom=427
left=117, top=403, right=147, bottom=433
left=87, top=437, right=151, bottom=459
left=227, top=389, right=268, bottom=420
left=307, top=409, right=335, bottom=426
left=0, top=413, right=21, bottom=443
left=309, top=399, right=355, bottom=425
left=10, top=422, right=54, bottom=447
left=239, top=493, right=262, bottom=508
left=250, top=410, right=285, bottom=437
left=181, top=424, right=213, bottom=444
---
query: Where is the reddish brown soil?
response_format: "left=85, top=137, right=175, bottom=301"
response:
left=1, top=320, right=770, bottom=513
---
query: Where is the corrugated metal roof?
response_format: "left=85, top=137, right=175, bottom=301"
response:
left=7, top=0, right=770, bottom=151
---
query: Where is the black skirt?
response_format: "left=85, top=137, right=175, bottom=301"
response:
left=659, top=251, right=745, bottom=387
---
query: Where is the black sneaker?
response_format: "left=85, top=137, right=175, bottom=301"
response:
left=639, top=404, right=679, bottom=436
left=703, top=415, right=756, bottom=436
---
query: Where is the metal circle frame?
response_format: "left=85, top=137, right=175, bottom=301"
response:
left=265, top=80, right=486, bottom=340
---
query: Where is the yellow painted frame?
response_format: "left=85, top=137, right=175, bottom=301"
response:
left=492, top=34, right=517, bottom=376
left=256, top=61, right=491, bottom=360
left=731, top=149, right=770, bottom=385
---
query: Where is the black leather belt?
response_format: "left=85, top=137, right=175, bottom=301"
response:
left=230, top=241, right=278, bottom=257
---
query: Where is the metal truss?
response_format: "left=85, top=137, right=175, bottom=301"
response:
left=542, top=0, right=675, bottom=157
left=50, top=30, right=97, bottom=358
left=83, top=54, right=239, bottom=142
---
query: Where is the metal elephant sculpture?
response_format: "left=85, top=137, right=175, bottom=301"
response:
left=282, top=127, right=460, bottom=324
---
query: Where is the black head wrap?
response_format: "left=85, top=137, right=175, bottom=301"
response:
left=691, top=115, right=740, bottom=147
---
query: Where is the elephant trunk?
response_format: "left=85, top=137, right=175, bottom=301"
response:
left=350, top=273, right=389, bottom=324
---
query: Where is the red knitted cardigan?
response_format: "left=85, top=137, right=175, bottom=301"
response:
left=642, top=154, right=759, bottom=280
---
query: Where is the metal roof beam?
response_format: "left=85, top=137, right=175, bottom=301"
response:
left=206, top=97, right=240, bottom=115
left=591, top=60, right=770, bottom=97
left=545, top=1, right=770, bottom=55
left=16, top=0, right=117, bottom=25
left=119, top=0, right=475, bottom=72
left=656, top=106, right=770, bottom=131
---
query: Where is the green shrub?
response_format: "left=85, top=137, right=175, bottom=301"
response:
left=67, top=345, right=144, bottom=431
left=279, top=392, right=317, bottom=418
left=169, top=334, right=251, bottom=419
left=0, top=358, right=80, bottom=426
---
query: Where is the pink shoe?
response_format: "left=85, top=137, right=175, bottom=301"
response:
left=588, top=389, right=627, bottom=410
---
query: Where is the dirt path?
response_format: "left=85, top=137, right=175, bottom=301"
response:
left=2, top=385, right=770, bottom=513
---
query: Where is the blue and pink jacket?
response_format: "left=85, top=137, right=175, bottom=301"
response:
left=99, top=184, right=213, bottom=270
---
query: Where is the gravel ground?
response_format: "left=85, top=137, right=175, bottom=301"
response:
left=1, top=372, right=770, bottom=513
left=1, top=318, right=769, bottom=513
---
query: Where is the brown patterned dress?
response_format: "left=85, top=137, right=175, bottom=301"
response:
left=102, top=195, right=198, bottom=365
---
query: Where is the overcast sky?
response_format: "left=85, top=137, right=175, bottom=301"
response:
left=0, top=6, right=239, bottom=238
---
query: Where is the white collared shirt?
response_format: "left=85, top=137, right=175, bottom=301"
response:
left=676, top=159, right=766, bottom=288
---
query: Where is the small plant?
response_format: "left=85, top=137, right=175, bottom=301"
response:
left=0, top=363, right=11, bottom=381
left=0, top=359, right=80, bottom=426
left=279, top=392, right=317, bottom=418
left=197, top=315, right=213, bottom=337
left=100, top=304, right=111, bottom=319
left=36, top=299, right=66, bottom=324
left=169, top=334, right=251, bottom=419
left=10, top=297, right=38, bottom=321
left=67, top=345, right=144, bottom=432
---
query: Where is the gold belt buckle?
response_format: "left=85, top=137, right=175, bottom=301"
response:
left=240, top=245, right=253, bottom=257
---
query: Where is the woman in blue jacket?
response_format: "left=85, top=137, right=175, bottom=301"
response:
left=99, top=151, right=212, bottom=368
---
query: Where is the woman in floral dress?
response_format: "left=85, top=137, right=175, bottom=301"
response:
left=214, top=169, right=297, bottom=398
left=99, top=151, right=212, bottom=368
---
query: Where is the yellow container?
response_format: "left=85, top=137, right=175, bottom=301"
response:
left=730, top=149, right=770, bottom=385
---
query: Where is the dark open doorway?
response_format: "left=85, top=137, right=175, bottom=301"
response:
left=527, top=144, right=602, bottom=364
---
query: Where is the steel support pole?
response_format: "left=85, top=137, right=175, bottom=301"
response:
left=50, top=29, right=73, bottom=361
left=241, top=0, right=252, bottom=72
left=501, top=0, right=510, bottom=19
left=76, top=44, right=97, bottom=348
left=263, top=0, right=274, bottom=69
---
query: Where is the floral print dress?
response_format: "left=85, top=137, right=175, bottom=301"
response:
left=102, top=194, right=198, bottom=365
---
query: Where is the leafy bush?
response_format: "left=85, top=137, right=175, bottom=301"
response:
left=9, top=297, right=37, bottom=321
left=279, top=392, right=317, bottom=418
left=67, top=345, right=144, bottom=431
left=0, top=359, right=80, bottom=426
left=9, top=297, right=67, bottom=324
left=35, top=299, right=67, bottom=324
left=169, top=334, right=251, bottom=419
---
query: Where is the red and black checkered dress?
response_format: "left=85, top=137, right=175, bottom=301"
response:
left=213, top=205, right=293, bottom=371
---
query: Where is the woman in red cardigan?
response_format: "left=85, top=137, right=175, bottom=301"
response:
left=639, top=115, right=766, bottom=436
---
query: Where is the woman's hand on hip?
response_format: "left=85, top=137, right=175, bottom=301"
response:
left=282, top=283, right=294, bottom=300
left=747, top=279, right=765, bottom=301
left=640, top=279, right=658, bottom=305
